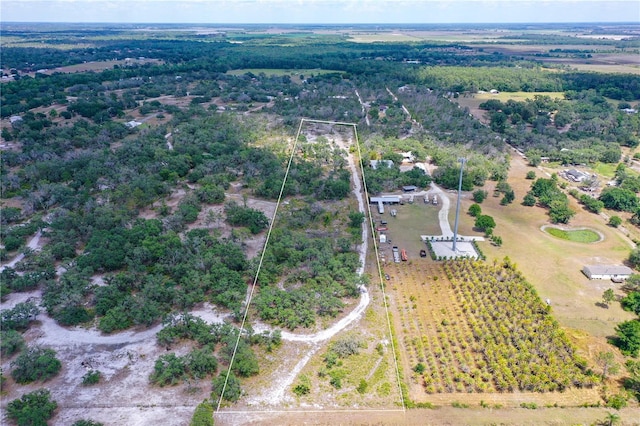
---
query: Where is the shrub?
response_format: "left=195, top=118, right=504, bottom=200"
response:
left=150, top=353, right=187, bottom=386
left=1, top=301, right=40, bottom=331
left=522, top=193, right=536, bottom=206
left=7, top=389, right=57, bottom=426
left=82, top=370, right=101, bottom=386
left=357, top=379, right=368, bottom=394
left=472, top=190, right=488, bottom=203
left=1, top=329, right=25, bottom=357
left=609, top=216, right=623, bottom=228
left=606, top=393, right=628, bottom=409
left=468, top=203, right=481, bottom=217
left=526, top=171, right=536, bottom=180
left=190, top=400, right=214, bottom=426
left=293, top=382, right=311, bottom=396
left=211, top=370, right=242, bottom=403
left=11, top=347, right=62, bottom=384
left=331, top=336, right=362, bottom=358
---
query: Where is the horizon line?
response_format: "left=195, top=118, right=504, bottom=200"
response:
left=2, top=21, right=639, bottom=25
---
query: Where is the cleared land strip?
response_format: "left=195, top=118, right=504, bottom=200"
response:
left=217, top=118, right=404, bottom=413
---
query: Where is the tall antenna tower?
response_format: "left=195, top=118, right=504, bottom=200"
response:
left=452, top=157, right=466, bottom=253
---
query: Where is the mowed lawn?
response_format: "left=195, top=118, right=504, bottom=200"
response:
left=467, top=152, right=636, bottom=338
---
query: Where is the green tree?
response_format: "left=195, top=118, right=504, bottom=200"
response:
left=623, top=274, right=640, bottom=292
left=595, top=351, right=619, bottom=379
left=11, top=347, right=62, bottom=384
left=602, top=411, right=621, bottom=426
left=602, top=288, right=616, bottom=308
left=472, top=189, right=488, bottom=203
left=615, top=320, right=640, bottom=357
left=609, top=216, right=623, bottom=228
left=526, top=171, right=536, bottom=180
left=224, top=201, right=269, bottom=234
left=348, top=211, right=365, bottom=228
left=1, top=329, right=25, bottom=357
left=621, top=292, right=640, bottom=315
left=522, top=193, right=537, bottom=207
left=211, top=370, right=242, bottom=403
left=149, top=353, right=187, bottom=386
left=7, top=388, right=57, bottom=426
left=474, top=215, right=496, bottom=234
left=1, top=301, right=40, bottom=331
left=628, top=248, right=640, bottom=269
left=468, top=203, right=482, bottom=217
left=599, top=187, right=639, bottom=212
left=548, top=200, right=575, bottom=224
left=186, top=347, right=218, bottom=379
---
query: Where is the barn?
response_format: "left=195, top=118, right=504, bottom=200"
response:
left=582, top=265, right=633, bottom=281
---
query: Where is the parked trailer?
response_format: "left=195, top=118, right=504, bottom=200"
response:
left=392, top=246, right=401, bottom=263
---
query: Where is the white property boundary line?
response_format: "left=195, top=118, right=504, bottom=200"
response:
left=215, top=118, right=405, bottom=416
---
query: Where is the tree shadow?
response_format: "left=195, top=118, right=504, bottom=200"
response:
left=595, top=301, right=609, bottom=309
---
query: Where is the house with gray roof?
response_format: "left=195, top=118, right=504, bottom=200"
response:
left=582, top=265, right=633, bottom=281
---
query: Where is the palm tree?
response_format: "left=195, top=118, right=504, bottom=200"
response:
left=603, top=411, right=621, bottom=426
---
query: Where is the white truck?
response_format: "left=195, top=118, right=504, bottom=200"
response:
left=392, top=246, right=401, bottom=263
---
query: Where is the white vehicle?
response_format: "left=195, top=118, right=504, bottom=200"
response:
left=392, top=246, right=401, bottom=263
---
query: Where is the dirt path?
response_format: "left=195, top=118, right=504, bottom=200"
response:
left=0, top=230, right=42, bottom=272
left=355, top=89, right=370, bottom=126
left=430, top=183, right=454, bottom=237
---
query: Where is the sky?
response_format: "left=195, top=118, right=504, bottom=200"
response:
left=1, top=0, right=639, bottom=24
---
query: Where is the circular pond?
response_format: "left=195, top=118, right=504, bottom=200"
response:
left=541, top=226, right=603, bottom=243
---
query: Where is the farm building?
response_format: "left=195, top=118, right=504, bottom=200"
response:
left=402, top=185, right=418, bottom=192
left=582, top=265, right=633, bottom=281
left=370, top=196, right=402, bottom=214
left=564, top=169, right=590, bottom=183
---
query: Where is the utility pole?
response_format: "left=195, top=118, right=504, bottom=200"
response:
left=452, top=157, right=466, bottom=252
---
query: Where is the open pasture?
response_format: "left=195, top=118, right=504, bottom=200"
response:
left=476, top=153, right=636, bottom=338
left=226, top=68, right=343, bottom=81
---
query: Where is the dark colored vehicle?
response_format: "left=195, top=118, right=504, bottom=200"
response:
left=385, top=274, right=390, bottom=280
left=420, top=249, right=427, bottom=258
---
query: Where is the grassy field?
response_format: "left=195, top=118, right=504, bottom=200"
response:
left=476, top=91, right=565, bottom=102
left=476, top=152, right=636, bottom=338
left=226, top=68, right=343, bottom=80
left=453, top=91, right=565, bottom=124
left=371, top=202, right=442, bottom=256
